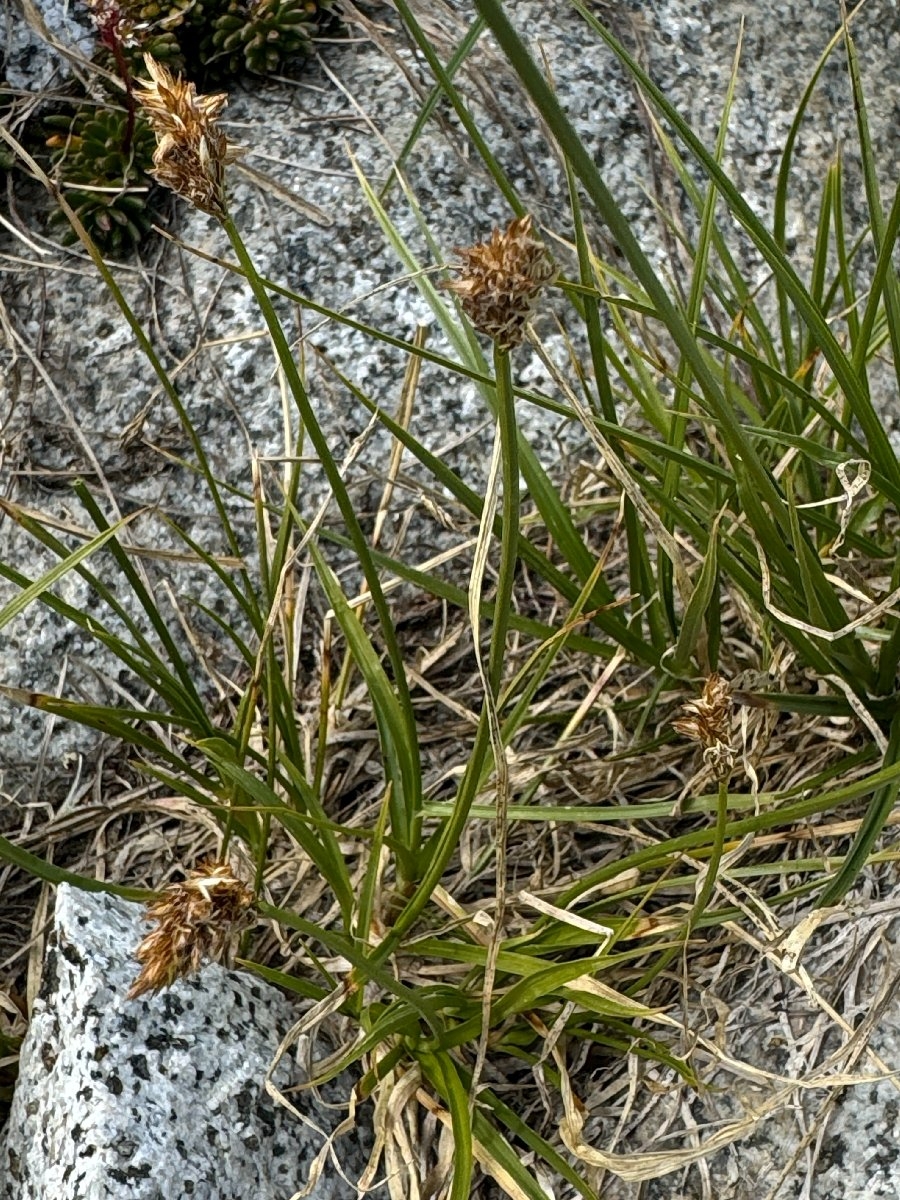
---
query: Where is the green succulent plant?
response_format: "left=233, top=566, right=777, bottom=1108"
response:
left=44, top=104, right=161, bottom=253
left=114, top=0, right=195, bottom=72
left=206, top=0, right=331, bottom=77
left=27, top=0, right=336, bottom=257
left=113, top=0, right=334, bottom=82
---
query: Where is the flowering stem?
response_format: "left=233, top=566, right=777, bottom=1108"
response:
left=692, top=776, right=729, bottom=924
left=490, top=346, right=519, bottom=693
left=99, top=17, right=136, bottom=156
left=111, top=38, right=136, bottom=157
left=630, top=777, right=730, bottom=995
left=368, top=346, right=519, bottom=969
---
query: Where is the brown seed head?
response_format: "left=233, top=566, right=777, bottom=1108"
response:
left=135, top=55, right=240, bottom=219
left=441, top=214, right=557, bottom=351
left=672, top=673, right=735, bottom=780
left=129, top=861, right=255, bottom=999
left=86, top=0, right=143, bottom=48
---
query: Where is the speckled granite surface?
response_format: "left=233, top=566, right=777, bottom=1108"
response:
left=1, top=885, right=365, bottom=1199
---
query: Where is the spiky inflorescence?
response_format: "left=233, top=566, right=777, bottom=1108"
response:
left=135, top=54, right=240, bottom=218
left=672, top=673, right=735, bottom=780
left=441, top=214, right=557, bottom=352
left=45, top=104, right=159, bottom=252
left=129, top=861, right=255, bottom=998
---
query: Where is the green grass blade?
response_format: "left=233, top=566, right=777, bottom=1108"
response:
left=72, top=482, right=208, bottom=721
left=392, top=0, right=522, bottom=213
left=381, top=13, right=487, bottom=202
left=0, top=836, right=151, bottom=900
left=0, top=512, right=139, bottom=631
left=841, top=11, right=900, bottom=404
left=307, top=541, right=421, bottom=884
left=668, top=511, right=721, bottom=676
left=816, top=709, right=900, bottom=907
left=773, top=12, right=854, bottom=371
left=565, top=0, right=900, bottom=485
left=197, top=740, right=355, bottom=919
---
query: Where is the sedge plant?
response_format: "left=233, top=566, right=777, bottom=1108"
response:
left=1, top=2, right=899, bottom=1194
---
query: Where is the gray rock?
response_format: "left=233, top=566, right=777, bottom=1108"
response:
left=2, top=0, right=95, bottom=90
left=1, top=883, right=366, bottom=1200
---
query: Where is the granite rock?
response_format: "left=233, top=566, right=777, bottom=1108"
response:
left=1, top=884, right=366, bottom=1200
left=1, top=0, right=95, bottom=90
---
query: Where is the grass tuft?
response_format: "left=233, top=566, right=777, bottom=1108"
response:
left=2, top=2, right=899, bottom=1195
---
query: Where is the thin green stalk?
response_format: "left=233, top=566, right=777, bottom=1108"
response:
left=490, top=347, right=519, bottom=695
left=369, top=348, right=520, bottom=967
left=690, top=777, right=730, bottom=926
left=221, top=215, right=423, bottom=879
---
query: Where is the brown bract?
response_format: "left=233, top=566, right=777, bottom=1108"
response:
left=129, top=861, right=255, bottom=999
left=441, top=214, right=557, bottom=351
left=86, top=0, right=143, bottom=48
left=672, top=673, right=735, bottom=780
left=135, top=54, right=240, bottom=219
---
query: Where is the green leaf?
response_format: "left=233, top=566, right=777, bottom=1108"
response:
left=306, top=544, right=421, bottom=883
left=0, top=511, right=139, bottom=631
left=817, top=709, right=900, bottom=907
left=669, top=510, right=721, bottom=676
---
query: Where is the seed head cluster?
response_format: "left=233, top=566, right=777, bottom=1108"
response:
left=129, top=860, right=255, bottom=999
left=672, top=673, right=735, bottom=780
left=86, top=0, right=143, bottom=48
left=135, top=54, right=240, bottom=219
left=441, top=214, right=556, bottom=351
